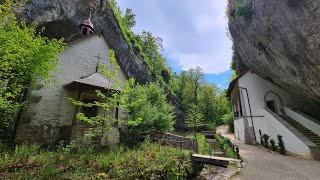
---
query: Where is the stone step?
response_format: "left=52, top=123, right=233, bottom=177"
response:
left=304, top=134, right=319, bottom=137
left=299, top=130, right=314, bottom=133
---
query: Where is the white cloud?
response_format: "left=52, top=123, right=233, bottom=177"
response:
left=117, top=0, right=232, bottom=74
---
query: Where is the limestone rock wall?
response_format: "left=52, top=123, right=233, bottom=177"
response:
left=228, top=0, right=320, bottom=118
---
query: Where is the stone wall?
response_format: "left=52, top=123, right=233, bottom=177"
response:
left=150, top=131, right=198, bottom=151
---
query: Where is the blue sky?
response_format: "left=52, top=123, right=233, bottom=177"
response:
left=117, top=0, right=233, bottom=89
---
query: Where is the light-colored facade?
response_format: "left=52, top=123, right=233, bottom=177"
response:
left=228, top=71, right=320, bottom=160
left=15, top=32, right=128, bottom=146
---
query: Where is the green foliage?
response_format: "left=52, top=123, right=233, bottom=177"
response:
left=277, top=135, right=286, bottom=155
left=261, top=134, right=270, bottom=148
left=187, top=134, right=211, bottom=155
left=68, top=49, right=135, bottom=138
left=222, top=111, right=234, bottom=132
left=171, top=67, right=232, bottom=131
left=186, top=104, right=204, bottom=133
left=0, top=0, right=65, bottom=134
left=270, top=139, right=277, bottom=151
left=228, top=0, right=254, bottom=23
left=125, top=83, right=175, bottom=141
left=123, top=8, right=136, bottom=30
left=0, top=140, right=193, bottom=179
left=215, top=134, right=236, bottom=159
left=235, top=0, right=253, bottom=19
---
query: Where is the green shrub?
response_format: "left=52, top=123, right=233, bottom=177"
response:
left=270, top=139, right=277, bottom=151
left=228, top=0, right=254, bottom=23
left=277, top=135, right=286, bottom=155
left=0, top=140, right=193, bottom=179
left=261, top=134, right=270, bottom=148
left=187, top=133, right=212, bottom=155
left=222, top=111, right=234, bottom=132
left=125, top=83, right=175, bottom=143
left=235, top=0, right=253, bottom=19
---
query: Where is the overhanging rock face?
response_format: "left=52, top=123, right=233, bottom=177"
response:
left=22, top=0, right=152, bottom=85
left=228, top=0, right=320, bottom=118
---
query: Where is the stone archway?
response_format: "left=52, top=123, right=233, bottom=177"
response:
left=264, top=91, right=283, bottom=114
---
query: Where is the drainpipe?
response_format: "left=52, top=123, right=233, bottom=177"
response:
left=239, top=87, right=257, bottom=142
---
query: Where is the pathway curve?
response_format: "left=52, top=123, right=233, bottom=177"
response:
left=216, top=125, right=320, bottom=180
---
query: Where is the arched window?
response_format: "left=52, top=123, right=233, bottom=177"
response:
left=264, top=91, right=283, bottom=114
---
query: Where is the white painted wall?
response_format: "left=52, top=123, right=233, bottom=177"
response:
left=256, top=109, right=312, bottom=158
left=284, top=107, right=320, bottom=136
left=231, top=72, right=313, bottom=158
left=238, top=72, right=295, bottom=123
left=234, top=118, right=246, bottom=142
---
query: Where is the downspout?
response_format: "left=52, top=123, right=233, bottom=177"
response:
left=239, top=87, right=257, bottom=142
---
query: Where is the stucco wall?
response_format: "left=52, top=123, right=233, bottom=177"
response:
left=238, top=72, right=295, bottom=126
left=234, top=118, right=246, bottom=142
left=232, top=72, right=313, bottom=158
left=254, top=109, right=312, bottom=158
left=15, top=33, right=127, bottom=145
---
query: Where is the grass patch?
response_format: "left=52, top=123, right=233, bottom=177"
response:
left=214, top=135, right=237, bottom=159
left=0, top=140, right=193, bottom=179
left=187, top=133, right=212, bottom=155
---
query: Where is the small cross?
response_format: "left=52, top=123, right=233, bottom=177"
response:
left=94, top=54, right=103, bottom=73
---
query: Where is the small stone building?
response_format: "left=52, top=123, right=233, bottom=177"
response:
left=14, top=15, right=128, bottom=146
left=227, top=71, right=320, bottom=160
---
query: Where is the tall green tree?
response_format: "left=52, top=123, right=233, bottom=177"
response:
left=181, top=67, right=205, bottom=109
left=198, top=84, right=218, bottom=124
left=126, top=82, right=175, bottom=140
left=185, top=104, right=204, bottom=137
left=0, top=0, right=65, bottom=135
left=123, top=8, right=136, bottom=30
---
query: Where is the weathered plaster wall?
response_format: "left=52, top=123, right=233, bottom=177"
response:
left=238, top=72, right=295, bottom=120
left=15, top=33, right=127, bottom=145
left=234, top=118, right=246, bottom=142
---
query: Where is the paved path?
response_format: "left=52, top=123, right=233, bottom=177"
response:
left=216, top=125, right=320, bottom=180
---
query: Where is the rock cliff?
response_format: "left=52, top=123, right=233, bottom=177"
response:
left=22, top=0, right=152, bottom=84
left=228, top=0, right=320, bottom=117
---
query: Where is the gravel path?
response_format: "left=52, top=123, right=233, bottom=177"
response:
left=216, top=125, right=320, bottom=180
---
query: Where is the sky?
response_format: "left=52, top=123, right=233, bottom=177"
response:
left=117, top=0, right=233, bottom=89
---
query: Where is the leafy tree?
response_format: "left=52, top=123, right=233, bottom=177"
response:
left=198, top=84, right=218, bottom=124
left=68, top=50, right=135, bottom=138
left=185, top=104, right=204, bottom=137
left=0, top=0, right=65, bottom=135
left=181, top=67, right=205, bottom=108
left=123, top=8, right=136, bottom=30
left=222, top=111, right=234, bottom=132
left=126, top=82, right=175, bottom=140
